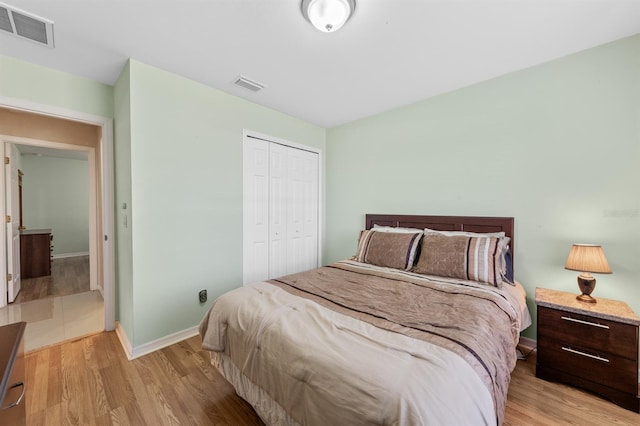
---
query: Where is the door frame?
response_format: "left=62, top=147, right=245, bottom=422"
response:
left=4, top=142, right=21, bottom=302
left=3, top=142, right=21, bottom=303
left=0, top=96, right=115, bottom=331
left=1, top=136, right=98, bottom=290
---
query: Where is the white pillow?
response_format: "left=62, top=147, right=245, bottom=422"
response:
left=423, top=227, right=506, bottom=238
left=373, top=225, right=423, bottom=234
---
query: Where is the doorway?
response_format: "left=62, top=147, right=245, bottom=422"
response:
left=0, top=98, right=115, bottom=338
left=0, top=139, right=103, bottom=350
left=13, top=142, right=92, bottom=302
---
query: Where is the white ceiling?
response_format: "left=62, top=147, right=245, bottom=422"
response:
left=1, top=0, right=639, bottom=128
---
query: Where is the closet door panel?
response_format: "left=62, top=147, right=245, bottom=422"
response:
left=286, top=148, right=318, bottom=275
left=243, top=138, right=270, bottom=284
left=301, top=151, right=319, bottom=272
left=269, top=143, right=287, bottom=279
left=286, top=150, right=304, bottom=274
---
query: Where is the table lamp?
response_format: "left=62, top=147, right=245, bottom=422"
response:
left=564, top=244, right=611, bottom=303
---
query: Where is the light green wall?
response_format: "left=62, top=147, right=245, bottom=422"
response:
left=325, top=34, right=640, bottom=339
left=0, top=55, right=113, bottom=118
left=21, top=154, right=89, bottom=255
left=122, top=60, right=325, bottom=346
left=113, top=62, right=133, bottom=340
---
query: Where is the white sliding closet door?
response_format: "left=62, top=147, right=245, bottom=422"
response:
left=287, top=148, right=318, bottom=274
left=243, top=134, right=319, bottom=284
left=269, top=143, right=288, bottom=279
left=242, top=137, right=270, bottom=284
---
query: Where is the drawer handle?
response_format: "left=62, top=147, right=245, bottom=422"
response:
left=561, top=346, right=609, bottom=363
left=561, top=316, right=609, bottom=329
left=1, top=381, right=25, bottom=410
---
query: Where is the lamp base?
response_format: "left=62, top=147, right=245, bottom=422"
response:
left=576, top=294, right=597, bottom=303
left=576, top=273, right=597, bottom=304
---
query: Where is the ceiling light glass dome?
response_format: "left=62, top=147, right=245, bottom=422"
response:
left=302, top=0, right=356, bottom=33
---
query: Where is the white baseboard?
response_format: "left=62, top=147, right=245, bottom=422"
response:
left=52, top=251, right=89, bottom=259
left=115, top=322, right=133, bottom=358
left=115, top=322, right=199, bottom=360
left=518, top=336, right=536, bottom=352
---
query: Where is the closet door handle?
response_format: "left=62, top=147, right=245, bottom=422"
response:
left=1, top=382, right=25, bottom=410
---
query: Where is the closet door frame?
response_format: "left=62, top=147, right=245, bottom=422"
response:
left=242, top=130, right=322, bottom=285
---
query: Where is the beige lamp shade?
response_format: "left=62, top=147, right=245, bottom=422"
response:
left=565, top=244, right=611, bottom=303
left=564, top=244, right=612, bottom=274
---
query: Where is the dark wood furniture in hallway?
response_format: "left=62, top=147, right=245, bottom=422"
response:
left=20, top=229, right=52, bottom=279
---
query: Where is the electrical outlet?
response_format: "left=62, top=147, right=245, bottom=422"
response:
left=199, top=289, right=207, bottom=303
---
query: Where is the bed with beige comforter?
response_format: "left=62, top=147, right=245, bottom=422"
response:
left=199, top=260, right=527, bottom=425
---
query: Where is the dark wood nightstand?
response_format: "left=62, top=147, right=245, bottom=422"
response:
left=535, top=287, right=640, bottom=412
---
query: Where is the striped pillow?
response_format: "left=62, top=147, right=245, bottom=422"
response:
left=355, top=229, right=422, bottom=271
left=414, top=234, right=503, bottom=286
left=423, top=228, right=511, bottom=284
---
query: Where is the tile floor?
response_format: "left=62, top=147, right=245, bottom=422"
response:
left=0, top=290, right=104, bottom=352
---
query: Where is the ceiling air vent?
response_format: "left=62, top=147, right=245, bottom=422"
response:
left=0, top=2, right=54, bottom=48
left=233, top=75, right=265, bottom=92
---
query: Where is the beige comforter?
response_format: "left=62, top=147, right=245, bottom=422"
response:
left=199, top=261, right=521, bottom=425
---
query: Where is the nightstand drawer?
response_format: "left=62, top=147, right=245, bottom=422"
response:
left=537, top=338, right=637, bottom=394
left=537, top=306, right=638, bottom=360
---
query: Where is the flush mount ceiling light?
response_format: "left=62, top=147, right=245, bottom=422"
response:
left=301, top=0, right=355, bottom=33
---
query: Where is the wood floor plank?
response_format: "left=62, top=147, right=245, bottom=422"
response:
left=156, top=348, right=188, bottom=381
left=86, top=358, right=110, bottom=418
left=160, top=340, right=194, bottom=375
left=23, top=332, right=640, bottom=425
left=146, top=382, right=184, bottom=425
left=99, top=362, right=136, bottom=410
left=46, top=344, right=62, bottom=409
left=108, top=405, right=128, bottom=426
left=25, top=349, right=50, bottom=414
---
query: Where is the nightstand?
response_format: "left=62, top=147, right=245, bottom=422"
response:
left=536, top=288, right=640, bottom=412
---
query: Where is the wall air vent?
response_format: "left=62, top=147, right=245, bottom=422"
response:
left=233, top=75, right=265, bottom=92
left=0, top=2, right=54, bottom=48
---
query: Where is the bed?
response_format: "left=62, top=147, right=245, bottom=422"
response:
left=199, top=214, right=531, bottom=425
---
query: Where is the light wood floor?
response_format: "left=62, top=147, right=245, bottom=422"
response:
left=25, top=332, right=263, bottom=425
left=24, top=333, right=639, bottom=425
left=505, top=347, right=639, bottom=426
left=15, top=256, right=90, bottom=304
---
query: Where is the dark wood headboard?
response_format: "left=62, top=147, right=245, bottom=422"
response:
left=365, top=214, right=515, bottom=272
